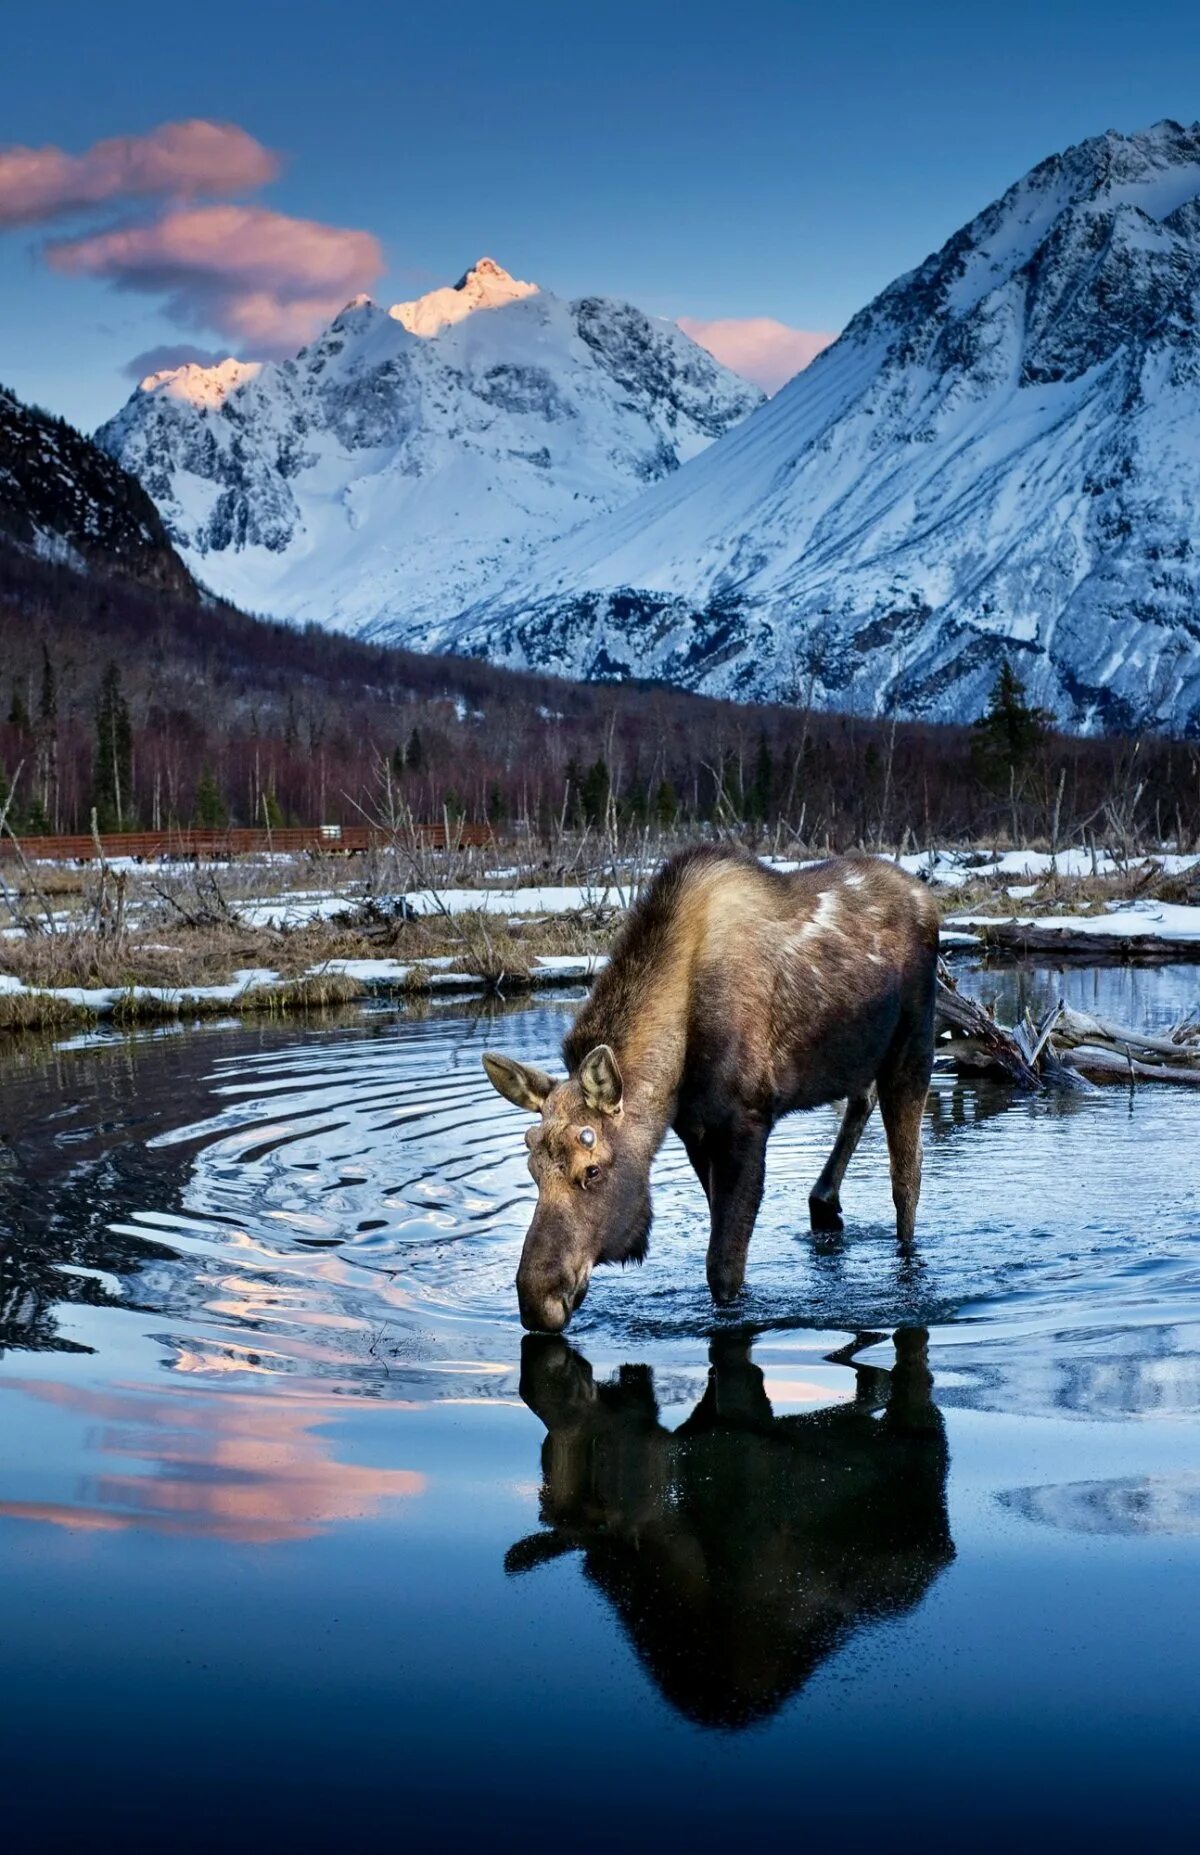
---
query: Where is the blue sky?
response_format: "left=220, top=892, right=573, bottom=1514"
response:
left=4, top=0, right=1200, bottom=427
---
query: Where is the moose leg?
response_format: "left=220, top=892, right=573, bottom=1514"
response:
left=678, top=1126, right=712, bottom=1205
left=705, top=1118, right=768, bottom=1306
left=809, top=1087, right=877, bottom=1232
left=878, top=1062, right=930, bottom=1245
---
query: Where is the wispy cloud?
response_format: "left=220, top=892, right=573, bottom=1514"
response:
left=678, top=316, right=836, bottom=394
left=0, top=120, right=278, bottom=228
left=47, top=204, right=385, bottom=355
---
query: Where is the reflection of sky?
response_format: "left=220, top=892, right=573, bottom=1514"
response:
left=0, top=1376, right=425, bottom=1544
left=1, top=994, right=1200, bottom=1840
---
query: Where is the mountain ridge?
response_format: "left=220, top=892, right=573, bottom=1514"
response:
left=96, top=260, right=762, bottom=643
left=0, top=381, right=194, bottom=597
left=447, top=121, right=1200, bottom=734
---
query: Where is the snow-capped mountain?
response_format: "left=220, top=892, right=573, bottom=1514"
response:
left=0, top=382, right=192, bottom=594
left=453, top=123, right=1200, bottom=733
left=96, top=259, right=761, bottom=642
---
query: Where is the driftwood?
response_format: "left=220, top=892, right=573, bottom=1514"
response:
left=959, top=919, right=1200, bottom=965
left=934, top=961, right=1200, bottom=1090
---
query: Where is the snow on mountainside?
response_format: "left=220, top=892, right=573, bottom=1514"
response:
left=96, top=260, right=762, bottom=643
left=452, top=122, right=1200, bottom=734
left=0, top=382, right=193, bottom=594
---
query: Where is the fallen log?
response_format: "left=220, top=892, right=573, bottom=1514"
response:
left=1061, top=1045, right=1200, bottom=1086
left=933, top=961, right=1200, bottom=1090
left=952, top=919, right=1200, bottom=964
left=934, top=966, right=1044, bottom=1088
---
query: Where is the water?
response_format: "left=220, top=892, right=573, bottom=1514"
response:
left=1, top=964, right=1198, bottom=1851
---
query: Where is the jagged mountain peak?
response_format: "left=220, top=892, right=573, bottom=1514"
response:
left=445, top=119, right=1200, bottom=734
left=390, top=257, right=539, bottom=336
left=138, top=356, right=261, bottom=409
left=96, top=262, right=762, bottom=640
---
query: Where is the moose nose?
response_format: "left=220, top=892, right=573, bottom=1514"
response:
left=517, top=1268, right=591, bottom=1334
left=519, top=1293, right=571, bottom=1334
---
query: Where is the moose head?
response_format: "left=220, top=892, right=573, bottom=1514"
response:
left=482, top=1044, right=652, bottom=1332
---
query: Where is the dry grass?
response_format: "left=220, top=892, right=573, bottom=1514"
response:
left=0, top=990, right=93, bottom=1032
left=938, top=858, right=1200, bottom=920
left=3, top=842, right=1196, bottom=1040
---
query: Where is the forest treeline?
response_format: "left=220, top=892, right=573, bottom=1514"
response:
left=2, top=541, right=1198, bottom=851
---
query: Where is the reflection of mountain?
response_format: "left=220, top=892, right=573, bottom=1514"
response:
left=1003, top=1472, right=1200, bottom=1537
left=507, top=1329, right=953, bottom=1728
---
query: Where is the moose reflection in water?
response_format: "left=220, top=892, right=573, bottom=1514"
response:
left=507, top=1326, right=953, bottom=1728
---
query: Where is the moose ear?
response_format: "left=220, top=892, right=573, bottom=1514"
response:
left=482, top=1051, right=554, bottom=1113
left=578, top=1044, right=623, bottom=1114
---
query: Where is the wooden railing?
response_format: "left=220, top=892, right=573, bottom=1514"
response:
left=0, top=822, right=491, bottom=862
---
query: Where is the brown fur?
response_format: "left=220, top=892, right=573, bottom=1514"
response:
left=484, top=845, right=940, bottom=1330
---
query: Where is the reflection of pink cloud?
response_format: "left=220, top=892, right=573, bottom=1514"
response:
left=0, top=120, right=278, bottom=228
left=47, top=204, right=384, bottom=355
left=678, top=316, right=836, bottom=394
left=0, top=1377, right=424, bottom=1545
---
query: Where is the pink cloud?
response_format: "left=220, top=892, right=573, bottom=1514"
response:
left=0, top=120, right=278, bottom=228
left=678, top=316, right=836, bottom=394
left=47, top=204, right=384, bottom=355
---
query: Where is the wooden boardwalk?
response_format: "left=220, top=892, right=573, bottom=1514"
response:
left=0, top=822, right=491, bottom=863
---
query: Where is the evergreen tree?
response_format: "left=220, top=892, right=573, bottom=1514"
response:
left=20, top=795, right=51, bottom=836
left=37, top=643, right=58, bottom=830
left=93, top=662, right=133, bottom=831
left=973, top=660, right=1053, bottom=787
left=8, top=687, right=30, bottom=732
left=487, top=782, right=506, bottom=826
left=580, top=757, right=610, bottom=826
left=655, top=778, right=679, bottom=829
left=38, top=645, right=57, bottom=728
left=750, top=732, right=774, bottom=822
left=194, top=767, right=228, bottom=828
left=624, top=779, right=648, bottom=825
left=406, top=727, right=425, bottom=773
left=262, top=788, right=284, bottom=829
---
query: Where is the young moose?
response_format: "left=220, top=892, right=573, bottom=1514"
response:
left=483, top=846, right=940, bottom=1332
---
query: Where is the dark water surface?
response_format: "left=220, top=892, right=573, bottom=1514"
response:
left=1, top=964, right=1198, bottom=1851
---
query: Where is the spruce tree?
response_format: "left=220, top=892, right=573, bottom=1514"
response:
left=655, top=778, right=679, bottom=829
left=750, top=732, right=774, bottom=822
left=194, top=767, right=228, bottom=829
left=580, top=757, right=610, bottom=826
left=93, top=662, right=133, bottom=831
left=973, top=660, right=1053, bottom=787
left=37, top=643, right=58, bottom=830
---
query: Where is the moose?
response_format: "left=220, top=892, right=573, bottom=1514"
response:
left=506, top=1328, right=953, bottom=1728
left=483, top=845, right=940, bottom=1333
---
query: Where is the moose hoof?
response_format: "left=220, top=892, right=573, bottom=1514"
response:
left=707, top=1270, right=744, bottom=1308
left=808, top=1193, right=844, bottom=1234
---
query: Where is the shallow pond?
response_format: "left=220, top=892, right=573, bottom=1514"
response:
left=1, top=962, right=1198, bottom=1851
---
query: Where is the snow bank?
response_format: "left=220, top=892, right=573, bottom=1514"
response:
left=948, top=902, right=1200, bottom=942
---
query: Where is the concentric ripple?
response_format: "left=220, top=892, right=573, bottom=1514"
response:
left=2, top=961, right=1196, bottom=1408
left=61, top=965, right=1181, bottom=1399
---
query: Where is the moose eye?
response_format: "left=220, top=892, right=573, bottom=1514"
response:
left=578, top=1127, right=596, bottom=1149
left=583, top=1164, right=601, bottom=1187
